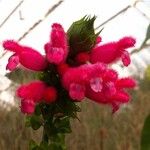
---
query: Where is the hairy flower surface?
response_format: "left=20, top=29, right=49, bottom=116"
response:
left=20, top=99, right=35, bottom=114
left=90, top=37, right=135, bottom=66
left=45, top=23, right=68, bottom=64
left=17, top=81, right=47, bottom=103
left=3, top=40, right=47, bottom=71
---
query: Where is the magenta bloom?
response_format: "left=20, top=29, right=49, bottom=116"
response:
left=115, top=77, right=136, bottom=89
left=17, top=81, right=46, bottom=114
left=90, top=37, right=136, bottom=66
left=3, top=40, right=47, bottom=71
left=20, top=99, right=35, bottom=115
left=45, top=23, right=68, bottom=64
left=62, top=63, right=107, bottom=101
left=85, top=76, right=136, bottom=113
left=62, top=66, right=88, bottom=101
left=17, top=81, right=47, bottom=103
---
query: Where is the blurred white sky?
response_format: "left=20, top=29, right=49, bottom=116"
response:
left=0, top=0, right=150, bottom=106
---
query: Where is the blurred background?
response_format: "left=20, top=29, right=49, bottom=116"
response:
left=0, top=0, right=150, bottom=149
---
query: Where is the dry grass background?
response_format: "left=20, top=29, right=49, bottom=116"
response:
left=0, top=80, right=150, bottom=150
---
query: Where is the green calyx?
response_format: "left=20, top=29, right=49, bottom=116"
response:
left=67, top=16, right=101, bottom=58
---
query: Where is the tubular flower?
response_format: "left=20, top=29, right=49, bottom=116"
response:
left=45, top=23, right=68, bottom=64
left=20, top=99, right=36, bottom=115
left=17, top=81, right=47, bottom=103
left=115, top=77, right=136, bottom=89
left=17, top=81, right=58, bottom=114
left=62, top=63, right=107, bottom=101
left=43, top=87, right=57, bottom=103
left=17, top=81, right=46, bottom=114
left=62, top=66, right=88, bottom=101
left=3, top=40, right=47, bottom=71
left=75, top=52, right=90, bottom=64
left=85, top=82, right=131, bottom=113
left=90, top=36, right=136, bottom=66
left=85, top=69, right=136, bottom=112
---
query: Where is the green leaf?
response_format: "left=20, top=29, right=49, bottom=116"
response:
left=141, top=114, right=150, bottom=150
left=57, top=99, right=81, bottom=118
left=67, top=16, right=100, bottom=57
left=25, top=116, right=31, bottom=127
left=39, top=141, right=49, bottom=150
left=140, top=24, right=150, bottom=49
left=35, top=105, right=42, bottom=116
left=30, top=115, right=42, bottom=130
left=49, top=143, right=65, bottom=150
left=29, top=139, right=39, bottom=150
left=6, top=68, right=37, bottom=83
left=54, top=117, right=72, bottom=133
left=26, top=115, right=43, bottom=130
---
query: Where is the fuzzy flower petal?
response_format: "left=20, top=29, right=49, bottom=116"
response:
left=3, top=40, right=23, bottom=53
left=90, top=42, right=118, bottom=64
left=69, top=83, right=85, bottom=101
left=75, top=52, right=90, bottom=64
left=103, top=69, right=118, bottom=82
left=104, top=82, right=116, bottom=97
left=118, top=37, right=136, bottom=49
left=6, top=54, right=19, bottom=71
left=19, top=47, right=47, bottom=71
left=121, top=50, right=131, bottom=66
left=116, top=77, right=136, bottom=89
left=17, top=81, right=46, bottom=102
left=90, top=36, right=135, bottom=66
left=20, top=99, right=35, bottom=115
left=3, top=40, right=47, bottom=71
left=90, top=77, right=102, bottom=92
left=45, top=45, right=64, bottom=64
left=43, top=87, right=57, bottom=103
left=96, top=36, right=102, bottom=44
left=45, top=23, right=68, bottom=64
left=111, top=91, right=130, bottom=103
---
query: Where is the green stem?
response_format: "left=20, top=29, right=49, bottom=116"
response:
left=42, top=126, right=49, bottom=143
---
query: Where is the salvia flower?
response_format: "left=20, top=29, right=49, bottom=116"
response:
left=17, top=81, right=57, bottom=114
left=44, top=23, right=68, bottom=64
left=90, top=36, right=136, bottom=66
left=3, top=40, right=47, bottom=71
left=62, top=63, right=107, bottom=100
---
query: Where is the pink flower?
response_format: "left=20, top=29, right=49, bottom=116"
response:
left=90, top=37, right=135, bottom=66
left=17, top=81, right=48, bottom=114
left=85, top=74, right=135, bottom=113
left=17, top=81, right=46, bottom=103
left=43, top=87, right=57, bottom=103
left=62, top=63, right=107, bottom=100
left=20, top=99, right=35, bottom=115
left=6, top=54, right=19, bottom=71
left=96, top=36, right=102, bottom=44
left=85, top=85, right=130, bottom=113
left=45, top=23, right=68, bottom=64
left=57, top=63, right=69, bottom=75
left=115, top=77, right=136, bottom=89
left=102, top=69, right=118, bottom=82
left=3, top=40, right=47, bottom=71
left=69, top=83, right=85, bottom=101
left=62, top=66, right=87, bottom=101
left=75, top=52, right=90, bottom=64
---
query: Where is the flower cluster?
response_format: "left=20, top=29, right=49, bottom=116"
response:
left=3, top=17, right=136, bottom=115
